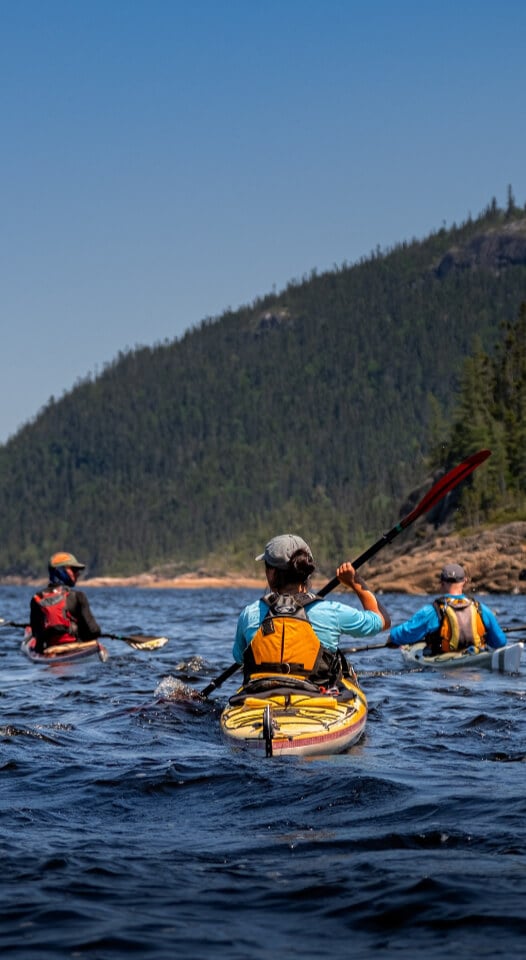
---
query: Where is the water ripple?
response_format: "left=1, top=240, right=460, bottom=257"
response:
left=1, top=586, right=525, bottom=959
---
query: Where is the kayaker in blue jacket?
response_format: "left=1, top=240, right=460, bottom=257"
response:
left=233, top=534, right=391, bottom=686
left=30, top=551, right=101, bottom=653
left=388, top=562, right=507, bottom=653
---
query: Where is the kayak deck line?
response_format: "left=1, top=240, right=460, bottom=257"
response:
left=400, top=640, right=523, bottom=674
left=221, top=675, right=367, bottom=758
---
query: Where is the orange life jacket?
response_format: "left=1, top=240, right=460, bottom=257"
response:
left=427, top=596, right=487, bottom=654
left=33, top=586, right=78, bottom=645
left=242, top=592, right=339, bottom=685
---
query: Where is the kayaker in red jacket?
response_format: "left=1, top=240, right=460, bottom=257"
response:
left=30, top=551, right=101, bottom=653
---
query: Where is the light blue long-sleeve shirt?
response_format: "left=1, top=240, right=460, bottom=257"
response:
left=232, top=596, right=384, bottom=664
left=389, top=593, right=507, bottom=649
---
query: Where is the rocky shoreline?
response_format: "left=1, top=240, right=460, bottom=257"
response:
left=364, top=520, right=526, bottom=595
left=2, top=522, right=525, bottom=595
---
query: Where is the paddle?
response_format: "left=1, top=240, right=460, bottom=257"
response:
left=0, top=619, right=110, bottom=663
left=99, top=632, right=169, bottom=651
left=341, top=638, right=523, bottom=676
left=0, top=619, right=168, bottom=652
left=317, top=448, right=491, bottom=597
left=198, top=448, right=492, bottom=698
left=342, top=627, right=525, bottom=657
left=200, top=662, right=241, bottom=698
left=342, top=640, right=391, bottom=654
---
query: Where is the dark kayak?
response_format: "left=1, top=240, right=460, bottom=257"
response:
left=21, top=629, right=108, bottom=663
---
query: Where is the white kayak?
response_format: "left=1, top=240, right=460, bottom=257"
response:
left=400, top=641, right=523, bottom=674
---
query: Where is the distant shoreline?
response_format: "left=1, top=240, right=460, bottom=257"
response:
left=2, top=520, right=526, bottom=594
left=0, top=573, right=338, bottom=592
left=0, top=573, right=268, bottom=590
left=85, top=574, right=268, bottom=590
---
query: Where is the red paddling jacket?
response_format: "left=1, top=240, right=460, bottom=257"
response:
left=30, top=584, right=101, bottom=653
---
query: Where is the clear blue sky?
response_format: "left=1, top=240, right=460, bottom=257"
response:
left=2, top=0, right=525, bottom=444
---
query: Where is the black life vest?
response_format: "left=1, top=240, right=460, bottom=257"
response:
left=426, top=596, right=487, bottom=655
left=242, top=592, right=342, bottom=685
left=33, top=586, right=78, bottom=646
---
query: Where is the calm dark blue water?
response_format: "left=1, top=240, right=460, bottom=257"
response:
left=1, top=584, right=525, bottom=959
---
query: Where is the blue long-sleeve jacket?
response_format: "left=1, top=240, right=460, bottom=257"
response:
left=389, top=593, right=507, bottom=649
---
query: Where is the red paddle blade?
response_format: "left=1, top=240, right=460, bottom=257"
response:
left=400, top=449, right=491, bottom=529
left=317, top=448, right=491, bottom=596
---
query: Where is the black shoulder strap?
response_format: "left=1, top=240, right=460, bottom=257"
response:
left=36, top=584, right=69, bottom=602
left=433, top=597, right=446, bottom=617
left=259, top=593, right=322, bottom=637
left=261, top=592, right=322, bottom=616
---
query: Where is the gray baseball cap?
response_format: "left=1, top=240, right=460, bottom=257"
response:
left=255, top=534, right=314, bottom=570
left=438, top=563, right=466, bottom=582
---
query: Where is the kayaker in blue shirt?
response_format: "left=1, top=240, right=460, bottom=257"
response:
left=388, top=562, right=507, bottom=652
left=233, top=534, right=390, bottom=687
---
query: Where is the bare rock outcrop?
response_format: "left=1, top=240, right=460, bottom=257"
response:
left=435, top=218, right=526, bottom=278
left=365, top=521, right=526, bottom=594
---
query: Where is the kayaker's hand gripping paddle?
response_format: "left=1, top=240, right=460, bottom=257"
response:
left=200, top=449, right=492, bottom=697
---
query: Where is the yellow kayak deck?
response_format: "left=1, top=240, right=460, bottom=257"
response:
left=220, top=676, right=367, bottom=758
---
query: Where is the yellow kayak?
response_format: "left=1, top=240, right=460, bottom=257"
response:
left=220, top=675, right=367, bottom=758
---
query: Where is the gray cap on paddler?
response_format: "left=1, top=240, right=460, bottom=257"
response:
left=438, top=562, right=466, bottom=582
left=255, top=534, right=314, bottom=570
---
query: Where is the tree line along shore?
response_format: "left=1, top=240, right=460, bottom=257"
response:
left=3, top=521, right=525, bottom=595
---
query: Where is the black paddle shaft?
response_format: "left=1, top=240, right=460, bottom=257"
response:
left=317, top=449, right=491, bottom=598
left=198, top=449, right=493, bottom=698
left=200, top=661, right=241, bottom=698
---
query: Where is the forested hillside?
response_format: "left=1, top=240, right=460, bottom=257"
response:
left=1, top=200, right=526, bottom=578
left=433, top=300, right=526, bottom=525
